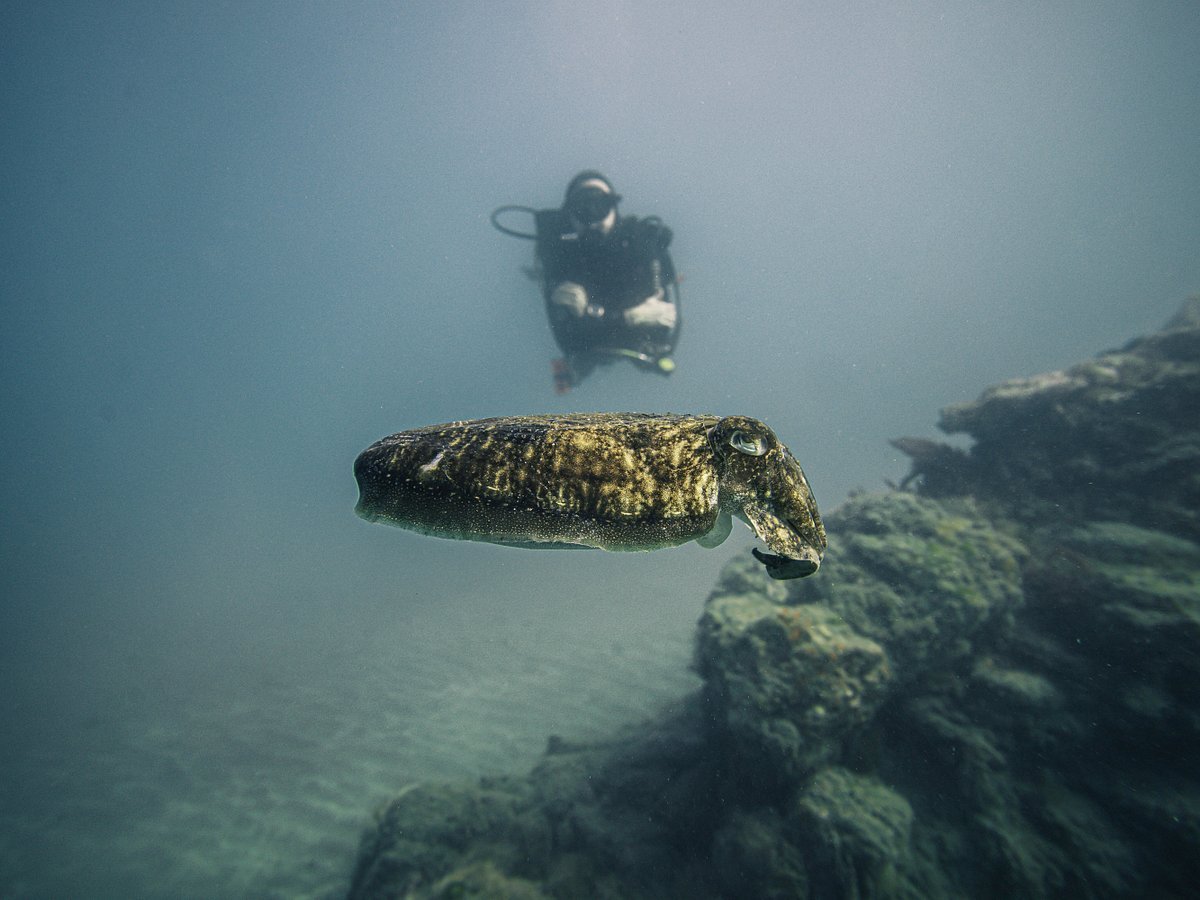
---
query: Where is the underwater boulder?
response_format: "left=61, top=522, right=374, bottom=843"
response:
left=792, top=767, right=913, bottom=900
left=786, top=492, right=1027, bottom=683
left=1023, top=521, right=1200, bottom=749
left=695, top=492, right=1025, bottom=792
left=345, top=778, right=551, bottom=899
left=345, top=698, right=724, bottom=900
left=899, top=296, right=1200, bottom=539
left=696, top=561, right=892, bottom=789
left=712, top=767, right=914, bottom=900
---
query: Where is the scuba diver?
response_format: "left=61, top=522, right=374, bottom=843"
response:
left=491, top=171, right=681, bottom=393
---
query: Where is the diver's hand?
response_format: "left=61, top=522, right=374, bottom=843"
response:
left=623, top=291, right=676, bottom=330
left=550, top=282, right=588, bottom=318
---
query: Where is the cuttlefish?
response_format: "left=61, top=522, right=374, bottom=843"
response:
left=353, top=413, right=825, bottom=579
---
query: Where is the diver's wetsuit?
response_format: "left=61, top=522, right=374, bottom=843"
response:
left=535, top=210, right=679, bottom=376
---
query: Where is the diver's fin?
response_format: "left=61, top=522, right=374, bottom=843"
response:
left=696, top=511, right=732, bottom=548
left=551, top=359, right=571, bottom=394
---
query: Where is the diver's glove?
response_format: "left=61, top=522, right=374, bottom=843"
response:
left=550, top=282, right=588, bottom=318
left=623, top=290, right=677, bottom=330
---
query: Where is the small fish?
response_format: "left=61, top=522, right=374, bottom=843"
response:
left=354, top=413, right=825, bottom=579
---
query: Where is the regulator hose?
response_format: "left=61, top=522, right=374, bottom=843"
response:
left=489, top=205, right=539, bottom=240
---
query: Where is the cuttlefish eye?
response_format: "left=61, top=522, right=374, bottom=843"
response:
left=729, top=430, right=768, bottom=456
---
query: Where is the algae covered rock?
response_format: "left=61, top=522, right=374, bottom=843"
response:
left=787, top=492, right=1027, bottom=681
left=711, top=807, right=810, bottom=899
left=712, top=768, right=913, bottom=900
left=346, top=778, right=551, bottom=899
left=345, top=698, right=725, bottom=900
left=696, top=574, right=891, bottom=788
left=1030, top=520, right=1200, bottom=646
left=695, top=492, right=1024, bottom=790
left=425, top=862, right=549, bottom=900
left=792, top=767, right=913, bottom=899
left=897, top=297, right=1200, bottom=539
left=868, top=516, right=1200, bottom=898
left=1024, top=521, right=1200, bottom=746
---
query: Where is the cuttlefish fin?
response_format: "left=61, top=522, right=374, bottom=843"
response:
left=696, top=511, right=732, bottom=549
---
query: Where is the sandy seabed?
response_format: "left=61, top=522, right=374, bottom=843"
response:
left=0, top=577, right=703, bottom=899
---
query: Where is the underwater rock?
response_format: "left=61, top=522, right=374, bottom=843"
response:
left=711, top=808, right=810, bottom=899
left=345, top=778, right=550, bottom=898
left=793, top=767, right=913, bottom=900
left=694, top=490, right=1026, bottom=794
left=345, top=698, right=724, bottom=900
left=1022, top=521, right=1200, bottom=749
left=868, top=518, right=1200, bottom=897
left=896, top=296, right=1200, bottom=540
left=785, top=492, right=1027, bottom=682
left=695, top=578, right=892, bottom=789
left=711, top=767, right=912, bottom=900
left=887, top=436, right=971, bottom=494
left=883, top=687, right=1144, bottom=897
left=424, top=862, right=549, bottom=900
left=967, top=659, right=1062, bottom=713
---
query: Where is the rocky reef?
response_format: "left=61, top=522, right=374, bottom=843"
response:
left=345, top=297, right=1200, bottom=899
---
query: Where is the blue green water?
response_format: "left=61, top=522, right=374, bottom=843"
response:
left=2, top=2, right=1199, bottom=896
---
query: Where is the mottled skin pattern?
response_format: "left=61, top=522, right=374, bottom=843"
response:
left=354, top=413, right=826, bottom=578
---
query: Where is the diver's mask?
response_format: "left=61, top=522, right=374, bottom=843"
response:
left=566, top=186, right=620, bottom=236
